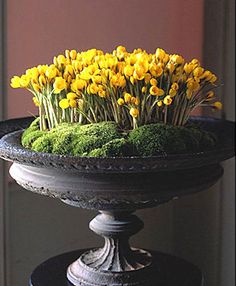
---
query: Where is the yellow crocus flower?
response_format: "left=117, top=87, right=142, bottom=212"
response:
left=124, top=92, right=132, bottom=103
left=144, top=73, right=151, bottom=84
left=10, top=76, right=21, bottom=88
left=46, top=66, right=58, bottom=80
left=53, top=77, right=67, bottom=94
left=149, top=64, right=163, bottom=77
left=67, top=92, right=78, bottom=100
left=33, top=83, right=42, bottom=93
left=98, top=90, right=106, bottom=98
left=184, top=63, right=194, bottom=74
left=193, top=67, right=204, bottom=78
left=150, top=78, right=157, bottom=86
left=129, top=107, right=139, bottom=118
left=150, top=86, right=164, bottom=96
left=59, top=98, right=70, bottom=109
left=39, top=75, right=46, bottom=86
left=88, top=83, right=99, bottom=94
left=133, top=66, right=145, bottom=80
left=69, top=99, right=77, bottom=108
left=213, top=101, right=222, bottom=110
left=70, top=50, right=77, bottom=60
left=171, top=83, right=179, bottom=91
left=170, top=54, right=185, bottom=65
left=155, top=48, right=166, bottom=60
left=157, top=101, right=163, bottom=107
left=206, top=91, right=214, bottom=101
left=124, top=65, right=134, bottom=77
left=210, top=74, right=217, bottom=83
left=169, top=89, right=177, bottom=97
left=117, top=98, right=125, bottom=106
left=20, top=75, right=30, bottom=88
left=163, top=95, right=172, bottom=105
left=142, top=86, right=147, bottom=93
left=57, top=55, right=66, bottom=66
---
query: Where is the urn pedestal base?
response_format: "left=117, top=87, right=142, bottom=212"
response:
left=29, top=249, right=204, bottom=286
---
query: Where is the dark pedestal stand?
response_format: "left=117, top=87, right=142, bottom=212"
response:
left=29, top=249, right=203, bottom=286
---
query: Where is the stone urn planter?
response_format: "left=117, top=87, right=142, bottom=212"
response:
left=0, top=116, right=235, bottom=286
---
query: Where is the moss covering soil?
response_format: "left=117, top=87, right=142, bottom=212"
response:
left=21, top=118, right=217, bottom=157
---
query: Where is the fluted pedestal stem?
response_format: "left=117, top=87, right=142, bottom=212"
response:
left=67, top=211, right=153, bottom=286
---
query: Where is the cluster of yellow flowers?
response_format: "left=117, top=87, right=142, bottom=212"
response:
left=11, top=46, right=221, bottom=130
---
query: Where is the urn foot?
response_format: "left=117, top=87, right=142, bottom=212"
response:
left=67, top=211, right=154, bottom=286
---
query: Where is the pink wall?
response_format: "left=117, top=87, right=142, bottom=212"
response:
left=7, top=0, right=204, bottom=118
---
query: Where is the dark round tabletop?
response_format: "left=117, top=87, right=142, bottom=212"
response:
left=29, top=249, right=203, bottom=286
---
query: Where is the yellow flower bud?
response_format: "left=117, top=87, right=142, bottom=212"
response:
left=20, top=75, right=30, bottom=88
left=69, top=99, right=77, bottom=108
left=169, top=88, right=177, bottom=97
left=166, top=63, right=175, bottom=73
left=10, top=76, right=21, bottom=88
left=171, top=83, right=179, bottom=91
left=191, top=59, right=200, bottom=66
left=184, top=63, right=194, bottom=74
left=124, top=65, right=134, bottom=77
left=142, top=86, right=147, bottom=93
left=124, top=92, right=132, bottom=103
left=130, top=76, right=136, bottom=85
left=88, top=83, right=99, bottom=94
left=149, top=64, right=163, bottom=77
left=53, top=56, right=58, bottom=66
left=213, top=101, right=223, bottom=110
left=170, top=54, right=184, bottom=65
left=187, top=78, right=200, bottom=91
left=98, top=90, right=106, bottom=98
left=155, top=48, right=166, bottom=60
left=129, top=107, right=139, bottom=118
left=186, top=89, right=193, bottom=99
left=39, top=74, right=46, bottom=86
left=53, top=77, right=67, bottom=94
left=206, top=91, right=214, bottom=101
left=150, top=78, right=157, bottom=86
left=70, top=50, right=77, bottom=60
left=133, top=66, right=145, bottom=80
left=144, top=73, right=151, bottom=84
left=163, top=95, right=172, bottom=105
left=210, top=74, right=217, bottom=83
left=65, top=50, right=70, bottom=59
left=46, top=66, right=58, bottom=80
left=66, top=92, right=77, bottom=100
left=117, top=98, right=125, bottom=106
left=57, top=55, right=66, bottom=66
left=150, top=86, right=164, bottom=96
left=33, top=97, right=40, bottom=107
left=59, top=98, right=70, bottom=109
left=33, top=83, right=42, bottom=93
left=157, top=101, right=163, bottom=107
left=193, top=67, right=204, bottom=78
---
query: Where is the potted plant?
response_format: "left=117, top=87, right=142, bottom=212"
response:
left=0, top=46, right=235, bottom=286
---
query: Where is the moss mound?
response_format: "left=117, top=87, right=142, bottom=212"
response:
left=128, top=123, right=217, bottom=156
left=21, top=118, right=217, bottom=157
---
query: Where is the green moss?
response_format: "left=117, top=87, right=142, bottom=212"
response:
left=22, top=120, right=217, bottom=157
left=128, top=123, right=187, bottom=156
left=22, top=130, right=45, bottom=148
left=88, top=138, right=130, bottom=157
left=31, top=134, right=54, bottom=153
left=29, top=117, right=40, bottom=128
left=78, top=121, right=121, bottom=140
left=52, top=131, right=74, bottom=155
